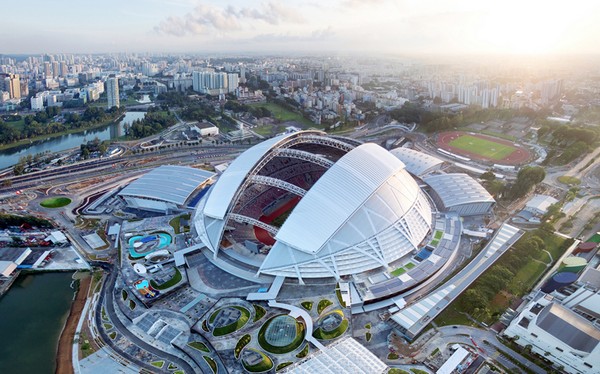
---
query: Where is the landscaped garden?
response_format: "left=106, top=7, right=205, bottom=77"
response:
left=188, top=341, right=210, bottom=352
left=241, top=348, right=274, bottom=372
left=234, top=334, right=251, bottom=359
left=209, top=305, right=251, bottom=336
left=258, top=315, right=306, bottom=354
left=150, top=267, right=183, bottom=290
left=312, top=310, right=348, bottom=340
left=317, top=299, right=333, bottom=314
left=40, top=197, right=72, bottom=208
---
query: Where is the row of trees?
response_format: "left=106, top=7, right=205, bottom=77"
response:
left=0, top=213, right=53, bottom=229
left=0, top=106, right=124, bottom=145
left=459, top=231, right=572, bottom=320
left=388, top=103, right=541, bottom=133
left=124, top=111, right=176, bottom=139
left=538, top=122, right=599, bottom=165
left=480, top=166, right=546, bottom=201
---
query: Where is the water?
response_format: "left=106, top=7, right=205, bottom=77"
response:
left=0, top=111, right=146, bottom=169
left=0, top=272, right=75, bottom=374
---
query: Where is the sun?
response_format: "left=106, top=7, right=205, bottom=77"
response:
left=475, top=2, right=587, bottom=54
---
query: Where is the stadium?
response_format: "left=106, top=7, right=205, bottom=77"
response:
left=193, top=130, right=435, bottom=283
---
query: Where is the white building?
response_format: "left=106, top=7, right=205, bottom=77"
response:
left=424, top=173, right=495, bottom=216
left=193, top=131, right=433, bottom=282
left=118, top=165, right=214, bottom=214
left=390, top=147, right=444, bottom=178
left=525, top=194, right=559, bottom=216
left=106, top=76, right=119, bottom=109
left=30, top=95, right=44, bottom=111
left=504, top=287, right=600, bottom=374
left=192, top=71, right=238, bottom=95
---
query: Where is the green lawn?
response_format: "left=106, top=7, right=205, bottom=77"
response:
left=317, top=299, right=333, bottom=314
left=212, top=306, right=250, bottom=336
left=188, top=341, right=210, bottom=352
left=300, top=301, right=313, bottom=311
left=449, top=134, right=516, bottom=160
left=405, top=262, right=416, bottom=270
left=203, top=356, right=217, bottom=374
left=40, top=197, right=72, bottom=208
left=557, top=176, right=581, bottom=186
left=249, top=102, right=313, bottom=127
left=434, top=230, right=444, bottom=240
left=313, top=317, right=349, bottom=340
left=391, top=267, right=406, bottom=276
left=234, top=334, right=251, bottom=358
left=253, top=304, right=266, bottom=322
left=242, top=349, right=274, bottom=372
left=150, top=267, right=182, bottom=290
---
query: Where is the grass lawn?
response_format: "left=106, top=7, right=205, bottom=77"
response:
left=150, top=361, right=164, bottom=368
left=276, top=362, right=293, bottom=371
left=300, top=301, right=313, bottom=311
left=295, top=344, right=309, bottom=358
left=242, top=349, right=274, bottom=372
left=434, top=230, right=444, bottom=240
left=249, top=102, right=313, bottom=127
left=253, top=304, right=266, bottom=322
left=557, top=175, right=581, bottom=186
left=253, top=124, right=276, bottom=136
left=405, top=262, right=416, bottom=269
left=234, top=334, right=251, bottom=358
left=40, top=197, right=72, bottom=208
left=449, top=134, right=516, bottom=160
left=508, top=261, right=548, bottom=295
left=390, top=267, right=406, bottom=276
left=188, top=341, right=210, bottom=352
left=203, top=356, right=217, bottom=374
left=317, top=299, right=333, bottom=314
left=313, top=318, right=349, bottom=340
left=169, top=213, right=190, bottom=234
left=212, top=306, right=250, bottom=336
left=150, top=267, right=182, bottom=290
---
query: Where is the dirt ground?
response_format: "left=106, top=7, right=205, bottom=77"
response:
left=55, top=275, right=91, bottom=374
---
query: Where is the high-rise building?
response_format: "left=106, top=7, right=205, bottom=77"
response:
left=3, top=74, right=21, bottom=99
left=43, top=62, right=52, bottom=78
left=106, top=76, right=120, bottom=109
left=192, top=71, right=238, bottom=95
left=52, top=61, right=59, bottom=78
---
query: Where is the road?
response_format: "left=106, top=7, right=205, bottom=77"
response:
left=96, top=265, right=197, bottom=373
left=414, top=325, right=547, bottom=374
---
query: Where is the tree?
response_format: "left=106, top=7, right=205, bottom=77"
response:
left=505, top=166, right=545, bottom=200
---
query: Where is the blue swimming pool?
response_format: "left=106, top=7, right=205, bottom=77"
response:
left=128, top=233, right=172, bottom=258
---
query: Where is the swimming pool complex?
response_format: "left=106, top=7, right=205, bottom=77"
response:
left=128, top=233, right=172, bottom=258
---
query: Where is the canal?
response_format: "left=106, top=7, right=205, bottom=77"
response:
left=0, top=111, right=146, bottom=169
left=0, top=272, right=76, bottom=374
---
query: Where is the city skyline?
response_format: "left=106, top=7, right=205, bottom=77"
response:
left=4, top=0, right=600, bottom=56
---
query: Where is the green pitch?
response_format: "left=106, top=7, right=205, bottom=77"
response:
left=448, top=135, right=516, bottom=160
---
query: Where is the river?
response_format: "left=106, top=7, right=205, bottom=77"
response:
left=0, top=272, right=75, bottom=374
left=0, top=111, right=146, bottom=169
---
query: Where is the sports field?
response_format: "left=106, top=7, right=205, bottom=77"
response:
left=448, top=134, right=516, bottom=160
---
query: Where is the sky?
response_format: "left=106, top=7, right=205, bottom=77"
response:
left=3, top=0, right=600, bottom=55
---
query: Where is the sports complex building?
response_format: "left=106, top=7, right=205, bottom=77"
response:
left=192, top=131, right=495, bottom=303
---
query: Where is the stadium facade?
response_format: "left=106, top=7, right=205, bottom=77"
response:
left=193, top=131, right=434, bottom=283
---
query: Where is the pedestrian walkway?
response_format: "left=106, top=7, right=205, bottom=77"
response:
left=268, top=300, right=325, bottom=350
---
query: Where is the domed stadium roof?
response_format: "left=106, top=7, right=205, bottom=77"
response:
left=193, top=131, right=433, bottom=281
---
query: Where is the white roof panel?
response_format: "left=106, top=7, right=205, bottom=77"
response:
left=390, top=147, right=443, bottom=177
left=118, top=165, right=214, bottom=206
left=275, top=143, right=414, bottom=254
left=424, top=173, right=494, bottom=208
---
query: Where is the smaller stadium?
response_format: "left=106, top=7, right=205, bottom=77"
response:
left=436, top=131, right=531, bottom=165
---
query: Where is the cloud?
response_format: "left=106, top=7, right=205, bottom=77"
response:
left=154, top=1, right=304, bottom=36
left=341, top=0, right=388, bottom=7
left=250, top=27, right=335, bottom=43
